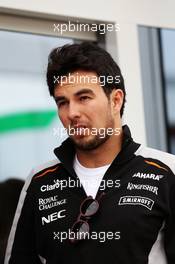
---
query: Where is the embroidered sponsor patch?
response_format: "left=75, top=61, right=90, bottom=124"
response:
left=38, top=196, right=67, bottom=211
left=118, top=196, right=154, bottom=210
left=41, top=209, right=66, bottom=225
left=132, top=172, right=164, bottom=181
left=127, top=182, right=158, bottom=195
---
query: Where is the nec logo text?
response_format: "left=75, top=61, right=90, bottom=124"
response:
left=42, top=210, right=66, bottom=225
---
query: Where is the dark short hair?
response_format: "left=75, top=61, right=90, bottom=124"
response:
left=46, top=42, right=126, bottom=116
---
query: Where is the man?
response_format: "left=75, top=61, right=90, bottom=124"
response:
left=5, top=42, right=175, bottom=264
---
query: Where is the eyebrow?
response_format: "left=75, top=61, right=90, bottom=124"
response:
left=74, top=88, right=95, bottom=97
left=54, top=89, right=95, bottom=103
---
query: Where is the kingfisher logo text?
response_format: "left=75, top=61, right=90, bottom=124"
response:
left=127, top=182, right=158, bottom=195
left=132, top=172, right=164, bottom=181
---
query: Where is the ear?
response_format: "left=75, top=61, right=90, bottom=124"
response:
left=110, top=89, right=124, bottom=114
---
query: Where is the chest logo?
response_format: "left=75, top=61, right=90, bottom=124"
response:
left=132, top=172, right=164, bottom=181
left=118, top=196, right=154, bottom=210
left=41, top=209, right=66, bottom=225
left=127, top=182, right=158, bottom=195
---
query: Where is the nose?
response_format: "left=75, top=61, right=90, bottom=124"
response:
left=67, top=101, right=81, bottom=120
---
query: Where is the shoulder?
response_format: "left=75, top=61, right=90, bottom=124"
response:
left=23, top=159, right=61, bottom=193
left=32, top=159, right=61, bottom=179
left=135, top=145, right=175, bottom=175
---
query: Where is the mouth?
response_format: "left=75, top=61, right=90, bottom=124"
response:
left=69, top=124, right=90, bottom=137
left=73, top=124, right=87, bottom=129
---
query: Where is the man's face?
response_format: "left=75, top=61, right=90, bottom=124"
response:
left=54, top=70, right=122, bottom=151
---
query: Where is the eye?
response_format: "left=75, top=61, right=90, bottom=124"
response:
left=57, top=101, right=67, bottom=108
left=80, top=96, right=91, bottom=101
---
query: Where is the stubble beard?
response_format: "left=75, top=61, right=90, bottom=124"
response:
left=69, top=114, right=115, bottom=151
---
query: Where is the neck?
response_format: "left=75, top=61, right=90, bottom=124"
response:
left=76, top=127, right=123, bottom=168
